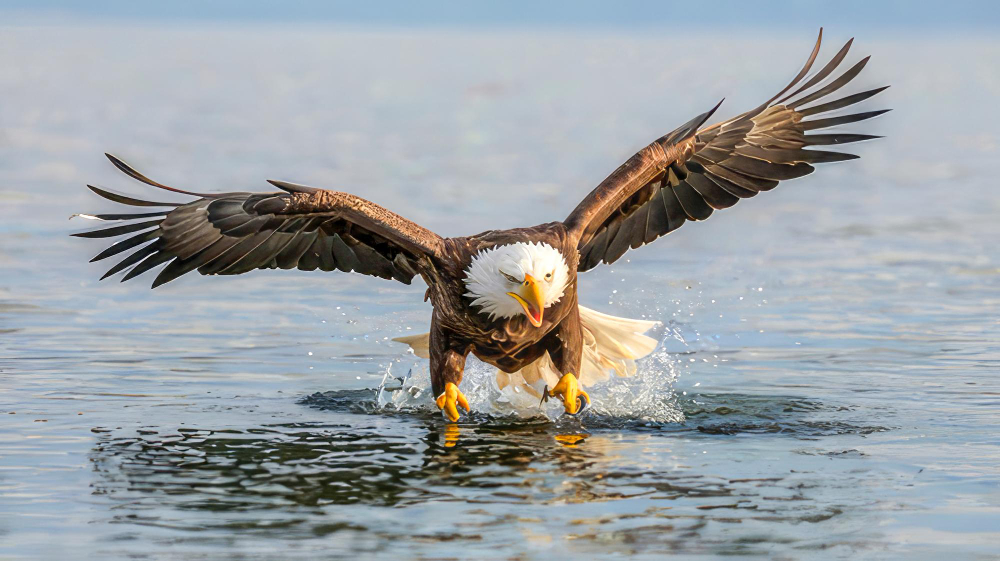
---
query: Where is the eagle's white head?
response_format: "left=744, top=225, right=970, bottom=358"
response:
left=463, top=241, right=571, bottom=327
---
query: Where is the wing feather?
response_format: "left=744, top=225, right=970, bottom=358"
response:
left=75, top=158, right=444, bottom=287
left=566, top=30, right=887, bottom=270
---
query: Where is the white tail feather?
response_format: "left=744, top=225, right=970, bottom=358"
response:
left=392, top=306, right=659, bottom=393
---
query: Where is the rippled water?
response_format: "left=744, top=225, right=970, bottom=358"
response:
left=2, top=25, right=999, bottom=560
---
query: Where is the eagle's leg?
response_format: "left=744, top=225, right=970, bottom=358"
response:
left=429, top=323, right=469, bottom=422
left=547, top=374, right=590, bottom=415
left=545, top=303, right=590, bottom=415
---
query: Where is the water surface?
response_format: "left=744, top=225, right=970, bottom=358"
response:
left=1, top=25, right=999, bottom=559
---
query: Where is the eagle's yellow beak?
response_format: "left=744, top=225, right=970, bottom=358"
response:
left=507, top=273, right=544, bottom=327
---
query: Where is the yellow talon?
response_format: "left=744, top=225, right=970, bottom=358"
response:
left=547, top=373, right=590, bottom=415
left=435, top=382, right=470, bottom=422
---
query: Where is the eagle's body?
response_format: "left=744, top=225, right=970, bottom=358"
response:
left=73, top=30, right=888, bottom=420
left=431, top=226, right=579, bottom=374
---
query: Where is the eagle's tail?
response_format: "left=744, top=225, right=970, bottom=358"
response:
left=392, top=306, right=659, bottom=398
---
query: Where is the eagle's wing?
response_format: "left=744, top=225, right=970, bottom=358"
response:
left=73, top=154, right=445, bottom=287
left=563, top=30, right=889, bottom=272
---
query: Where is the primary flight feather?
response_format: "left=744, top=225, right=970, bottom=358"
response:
left=74, top=30, right=887, bottom=420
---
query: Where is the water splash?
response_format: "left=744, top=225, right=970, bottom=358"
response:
left=369, top=326, right=687, bottom=424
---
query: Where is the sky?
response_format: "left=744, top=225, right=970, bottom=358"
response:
left=2, top=0, right=998, bottom=31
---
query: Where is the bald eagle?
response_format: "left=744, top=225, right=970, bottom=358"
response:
left=73, top=30, right=887, bottom=421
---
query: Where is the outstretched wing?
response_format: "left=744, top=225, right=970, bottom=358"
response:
left=564, top=29, right=889, bottom=271
left=73, top=154, right=445, bottom=287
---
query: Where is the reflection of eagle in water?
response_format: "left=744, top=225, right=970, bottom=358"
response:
left=74, top=30, right=886, bottom=421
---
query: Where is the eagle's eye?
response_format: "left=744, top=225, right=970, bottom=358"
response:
left=500, top=270, right=520, bottom=284
left=545, top=271, right=553, bottom=280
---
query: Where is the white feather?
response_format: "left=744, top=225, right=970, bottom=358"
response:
left=462, top=242, right=570, bottom=320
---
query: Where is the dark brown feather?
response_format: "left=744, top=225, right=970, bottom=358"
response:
left=72, top=220, right=163, bottom=239
left=569, top=32, right=886, bottom=270
left=644, top=189, right=670, bottom=243
left=275, top=230, right=318, bottom=270
left=701, top=170, right=759, bottom=199
left=800, top=109, right=891, bottom=131
left=719, top=155, right=815, bottom=180
left=789, top=56, right=871, bottom=109
left=77, top=160, right=444, bottom=287
left=686, top=173, right=739, bottom=209
left=798, top=86, right=890, bottom=117
left=672, top=183, right=714, bottom=220
left=87, top=185, right=180, bottom=207
left=803, top=133, right=882, bottom=145
left=660, top=187, right=688, bottom=234
left=77, top=211, right=169, bottom=221
left=90, top=230, right=161, bottom=262
left=105, top=153, right=218, bottom=197
left=101, top=244, right=158, bottom=280
left=777, top=38, right=854, bottom=104
left=121, top=252, right=172, bottom=282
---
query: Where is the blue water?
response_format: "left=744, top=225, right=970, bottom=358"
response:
left=1, top=25, right=998, bottom=560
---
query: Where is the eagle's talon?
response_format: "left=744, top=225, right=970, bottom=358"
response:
left=435, top=382, right=470, bottom=422
left=539, top=385, right=550, bottom=407
left=566, top=393, right=591, bottom=417
left=547, top=373, right=590, bottom=415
